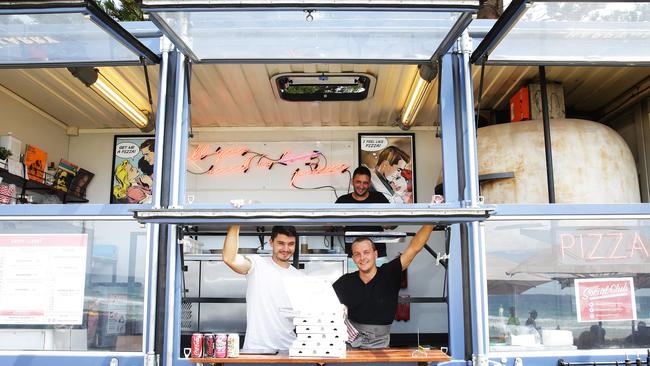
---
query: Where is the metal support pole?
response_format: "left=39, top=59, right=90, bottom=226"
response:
left=152, top=46, right=189, bottom=366
left=539, top=66, right=556, bottom=203
left=440, top=30, right=489, bottom=363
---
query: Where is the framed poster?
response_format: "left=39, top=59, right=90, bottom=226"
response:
left=358, top=133, right=415, bottom=203
left=575, top=277, right=637, bottom=322
left=110, top=135, right=155, bottom=204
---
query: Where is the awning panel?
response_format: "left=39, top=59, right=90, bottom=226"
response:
left=0, top=1, right=159, bottom=67
left=474, top=1, right=650, bottom=65
left=132, top=204, right=494, bottom=225
left=142, top=1, right=479, bottom=63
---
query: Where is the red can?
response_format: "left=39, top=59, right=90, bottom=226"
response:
left=204, top=333, right=215, bottom=358
left=215, top=333, right=228, bottom=358
left=190, top=333, right=203, bottom=358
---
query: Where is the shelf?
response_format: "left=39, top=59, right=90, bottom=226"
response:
left=0, top=163, right=88, bottom=204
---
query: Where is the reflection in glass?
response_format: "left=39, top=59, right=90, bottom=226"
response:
left=0, top=220, right=147, bottom=352
left=485, top=219, right=650, bottom=351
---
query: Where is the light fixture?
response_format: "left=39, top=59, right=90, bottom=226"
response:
left=68, top=67, right=153, bottom=131
left=398, top=63, right=437, bottom=130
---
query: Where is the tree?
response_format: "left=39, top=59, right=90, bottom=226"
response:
left=99, top=0, right=143, bottom=21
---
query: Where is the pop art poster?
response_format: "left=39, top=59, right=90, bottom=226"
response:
left=358, top=133, right=415, bottom=204
left=110, top=135, right=155, bottom=204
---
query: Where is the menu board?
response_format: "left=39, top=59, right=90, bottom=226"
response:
left=575, top=277, right=637, bottom=322
left=0, top=234, right=88, bottom=325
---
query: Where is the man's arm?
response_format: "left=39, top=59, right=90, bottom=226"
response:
left=400, top=225, right=435, bottom=269
left=222, top=225, right=252, bottom=275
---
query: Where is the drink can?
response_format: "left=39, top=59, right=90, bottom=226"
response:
left=214, top=333, right=228, bottom=358
left=190, top=333, right=203, bottom=358
left=227, top=333, right=240, bottom=357
left=204, top=333, right=215, bottom=358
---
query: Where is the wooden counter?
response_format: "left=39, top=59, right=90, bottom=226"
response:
left=190, top=348, right=450, bottom=365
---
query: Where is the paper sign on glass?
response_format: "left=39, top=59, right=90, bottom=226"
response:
left=574, top=277, right=636, bottom=322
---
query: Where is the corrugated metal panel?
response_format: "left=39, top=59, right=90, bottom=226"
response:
left=0, top=65, right=159, bottom=129
left=190, top=64, right=425, bottom=127
left=471, top=65, right=650, bottom=121
left=0, top=63, right=647, bottom=129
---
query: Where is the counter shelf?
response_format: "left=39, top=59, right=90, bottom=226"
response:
left=189, top=347, right=451, bottom=365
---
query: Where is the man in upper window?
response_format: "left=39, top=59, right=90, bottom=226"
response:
left=333, top=225, right=434, bottom=349
left=335, top=166, right=389, bottom=262
left=222, top=224, right=304, bottom=351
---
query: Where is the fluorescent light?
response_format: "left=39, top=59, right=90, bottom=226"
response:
left=399, top=64, right=437, bottom=130
left=68, top=67, right=151, bottom=130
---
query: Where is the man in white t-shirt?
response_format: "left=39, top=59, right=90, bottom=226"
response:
left=223, top=224, right=304, bottom=351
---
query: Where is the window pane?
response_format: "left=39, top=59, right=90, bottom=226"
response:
left=152, top=10, right=462, bottom=61
left=0, top=13, right=142, bottom=65
left=489, top=2, right=650, bottom=64
left=0, top=220, right=147, bottom=352
left=485, top=219, right=650, bottom=352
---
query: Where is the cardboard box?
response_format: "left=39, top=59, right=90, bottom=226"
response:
left=529, top=83, right=565, bottom=120
left=510, top=86, right=530, bottom=122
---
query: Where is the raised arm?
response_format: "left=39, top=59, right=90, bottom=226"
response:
left=400, top=225, right=435, bottom=270
left=222, top=225, right=252, bottom=275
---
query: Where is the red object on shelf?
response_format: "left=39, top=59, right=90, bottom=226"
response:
left=510, top=86, right=530, bottom=122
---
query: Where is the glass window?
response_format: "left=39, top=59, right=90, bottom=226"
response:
left=0, top=13, right=144, bottom=65
left=150, top=9, right=463, bottom=61
left=488, top=2, right=650, bottom=64
left=485, top=218, right=650, bottom=352
left=0, top=219, right=147, bottom=352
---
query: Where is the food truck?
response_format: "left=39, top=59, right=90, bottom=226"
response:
left=0, top=0, right=649, bottom=365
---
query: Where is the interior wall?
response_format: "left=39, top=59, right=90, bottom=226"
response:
left=0, top=87, right=68, bottom=170
left=607, top=98, right=650, bottom=203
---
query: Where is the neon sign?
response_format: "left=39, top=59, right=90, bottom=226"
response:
left=558, top=231, right=650, bottom=263
left=188, top=143, right=349, bottom=188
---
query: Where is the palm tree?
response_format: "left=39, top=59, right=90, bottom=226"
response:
left=99, top=0, right=143, bottom=21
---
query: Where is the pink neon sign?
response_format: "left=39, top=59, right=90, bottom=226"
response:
left=188, top=144, right=349, bottom=187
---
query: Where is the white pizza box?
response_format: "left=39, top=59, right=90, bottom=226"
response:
left=293, top=317, right=344, bottom=326
left=541, top=330, right=573, bottom=346
left=292, top=339, right=346, bottom=349
left=289, top=346, right=346, bottom=358
left=283, top=277, right=343, bottom=317
left=296, top=325, right=344, bottom=334
left=509, top=334, right=537, bottom=346
left=296, top=332, right=346, bottom=341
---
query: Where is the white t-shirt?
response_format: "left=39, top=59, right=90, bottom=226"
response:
left=243, top=255, right=304, bottom=350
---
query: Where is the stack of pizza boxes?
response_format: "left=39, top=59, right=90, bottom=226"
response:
left=284, top=277, right=347, bottom=358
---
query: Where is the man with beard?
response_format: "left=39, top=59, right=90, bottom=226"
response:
left=333, top=225, right=434, bottom=348
left=335, top=166, right=390, bottom=262
left=223, top=224, right=304, bottom=351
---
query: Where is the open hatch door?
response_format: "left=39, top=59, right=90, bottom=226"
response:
left=0, top=0, right=159, bottom=67
left=141, top=0, right=479, bottom=63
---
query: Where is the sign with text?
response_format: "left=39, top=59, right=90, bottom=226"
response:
left=556, top=229, right=650, bottom=265
left=575, top=277, right=637, bottom=322
left=0, top=234, right=88, bottom=325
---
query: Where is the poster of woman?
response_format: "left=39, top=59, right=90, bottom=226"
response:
left=110, top=135, right=155, bottom=204
left=358, top=133, right=415, bottom=204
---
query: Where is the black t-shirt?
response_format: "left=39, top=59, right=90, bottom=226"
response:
left=335, top=191, right=389, bottom=257
left=333, top=257, right=403, bottom=325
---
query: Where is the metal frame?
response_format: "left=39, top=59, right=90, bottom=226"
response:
left=469, top=0, right=529, bottom=64
left=0, top=0, right=160, bottom=66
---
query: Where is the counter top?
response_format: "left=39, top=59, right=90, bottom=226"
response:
left=189, top=347, right=450, bottom=364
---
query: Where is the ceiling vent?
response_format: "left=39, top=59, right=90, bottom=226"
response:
left=271, top=73, right=376, bottom=102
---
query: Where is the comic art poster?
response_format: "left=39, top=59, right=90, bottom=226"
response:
left=24, top=145, right=47, bottom=184
left=54, top=159, right=78, bottom=192
left=110, top=135, right=155, bottom=204
left=358, top=133, right=415, bottom=204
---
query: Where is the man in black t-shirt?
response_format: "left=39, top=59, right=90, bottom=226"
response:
left=335, top=166, right=389, bottom=258
left=333, top=225, right=434, bottom=348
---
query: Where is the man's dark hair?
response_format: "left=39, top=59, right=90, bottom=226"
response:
left=350, top=237, right=376, bottom=252
left=139, top=158, right=153, bottom=176
left=352, top=166, right=371, bottom=179
left=271, top=225, right=298, bottom=241
left=140, top=139, right=155, bottom=152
